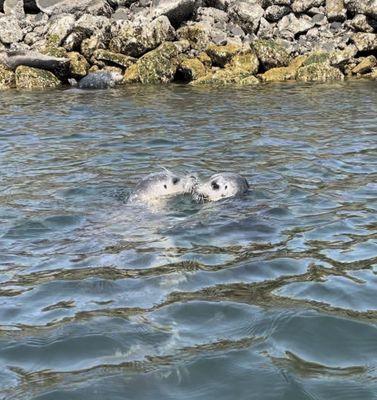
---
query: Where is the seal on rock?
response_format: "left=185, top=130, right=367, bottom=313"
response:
left=76, top=71, right=123, bottom=89
left=128, top=169, right=198, bottom=205
left=192, top=172, right=249, bottom=202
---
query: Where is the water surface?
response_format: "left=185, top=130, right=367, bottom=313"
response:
left=0, top=81, right=377, bottom=400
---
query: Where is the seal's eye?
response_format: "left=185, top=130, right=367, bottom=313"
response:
left=225, top=185, right=228, bottom=190
left=164, top=184, right=167, bottom=189
left=172, top=177, right=179, bottom=185
left=211, top=181, right=220, bottom=190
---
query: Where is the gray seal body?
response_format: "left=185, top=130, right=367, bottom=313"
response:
left=78, top=71, right=123, bottom=90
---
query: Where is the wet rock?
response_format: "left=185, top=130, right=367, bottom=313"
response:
left=265, top=5, right=290, bottom=22
left=67, top=51, right=90, bottom=77
left=198, top=51, right=211, bottom=66
left=261, top=54, right=308, bottom=81
left=15, top=65, right=61, bottom=88
left=151, top=0, right=202, bottom=28
left=124, top=41, right=185, bottom=84
left=0, top=64, right=16, bottom=89
left=93, top=49, right=136, bottom=68
left=228, top=2, right=264, bottom=34
left=252, top=39, right=291, bottom=70
left=351, top=32, right=377, bottom=52
left=3, top=0, right=25, bottom=18
left=35, top=0, right=112, bottom=16
left=191, top=68, right=259, bottom=86
left=0, top=16, right=23, bottom=44
left=177, top=56, right=206, bottom=81
left=205, top=43, right=241, bottom=67
left=292, top=0, right=323, bottom=14
left=109, top=16, right=176, bottom=57
left=344, top=0, right=377, bottom=19
left=326, top=0, right=346, bottom=22
left=296, top=61, right=344, bottom=81
left=228, top=51, right=259, bottom=74
left=78, top=70, right=123, bottom=88
left=352, top=55, right=377, bottom=74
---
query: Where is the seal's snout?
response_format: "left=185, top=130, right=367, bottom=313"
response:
left=184, top=173, right=199, bottom=193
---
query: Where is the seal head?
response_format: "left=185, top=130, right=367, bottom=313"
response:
left=128, top=170, right=198, bottom=204
left=193, top=172, right=249, bottom=202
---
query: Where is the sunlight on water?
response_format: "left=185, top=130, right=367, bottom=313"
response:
left=0, top=81, right=377, bottom=400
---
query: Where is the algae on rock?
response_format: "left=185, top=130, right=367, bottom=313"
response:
left=0, top=65, right=16, bottom=90
left=15, top=66, right=62, bottom=89
left=296, top=62, right=344, bottom=82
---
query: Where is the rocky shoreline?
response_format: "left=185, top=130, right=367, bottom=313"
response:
left=0, top=0, right=376, bottom=89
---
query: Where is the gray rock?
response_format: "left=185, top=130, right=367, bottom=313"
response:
left=78, top=70, right=123, bottom=89
left=151, top=0, right=202, bottom=27
left=3, top=0, right=25, bottom=18
left=346, top=14, right=374, bottom=33
left=109, top=15, right=176, bottom=57
left=265, top=5, right=290, bottom=22
left=35, top=0, right=112, bottom=16
left=0, top=16, right=23, bottom=44
left=344, top=0, right=377, bottom=19
left=351, top=32, right=377, bottom=52
left=111, top=7, right=130, bottom=20
left=257, top=16, right=274, bottom=38
left=326, top=0, right=346, bottom=22
left=311, top=12, right=327, bottom=25
left=47, top=14, right=76, bottom=45
left=228, top=1, right=264, bottom=34
left=278, top=13, right=315, bottom=36
left=292, top=0, right=323, bottom=13
left=196, top=7, right=228, bottom=23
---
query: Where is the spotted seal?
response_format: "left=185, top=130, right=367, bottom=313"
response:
left=128, top=170, right=197, bottom=205
left=192, top=172, right=249, bottom=202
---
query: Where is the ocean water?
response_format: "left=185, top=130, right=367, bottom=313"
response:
left=0, top=81, right=376, bottom=400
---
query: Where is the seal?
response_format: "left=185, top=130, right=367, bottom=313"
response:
left=76, top=71, right=123, bottom=90
left=128, top=170, right=197, bottom=205
left=192, top=172, right=249, bottom=202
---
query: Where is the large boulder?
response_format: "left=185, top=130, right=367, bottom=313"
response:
left=326, top=0, right=346, bottom=22
left=352, top=55, right=377, bottom=74
left=205, top=43, right=241, bottom=67
left=264, top=5, right=290, bottom=22
left=191, top=68, right=259, bottom=86
left=46, top=14, right=76, bottom=46
left=109, top=16, right=176, bottom=57
left=67, top=51, right=90, bottom=77
left=292, top=0, right=324, bottom=13
left=0, top=64, right=16, bottom=89
left=35, top=0, right=112, bottom=16
left=228, top=2, right=264, bottom=34
left=228, top=51, right=259, bottom=75
left=151, top=0, right=202, bottom=28
left=351, top=33, right=377, bottom=52
left=177, top=22, right=211, bottom=51
left=92, top=49, right=136, bottom=68
left=252, top=39, right=291, bottom=70
left=124, top=41, right=187, bottom=84
left=176, top=56, right=206, bottom=81
left=0, top=16, right=23, bottom=44
left=344, top=0, right=377, bottom=19
left=296, top=62, right=344, bottom=81
left=15, top=65, right=61, bottom=89
left=277, top=13, right=315, bottom=39
left=3, top=0, right=25, bottom=18
left=261, top=55, right=308, bottom=82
